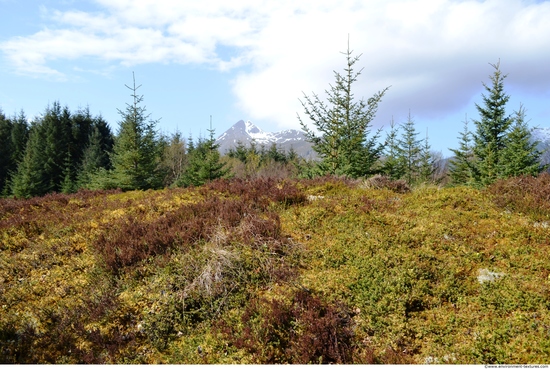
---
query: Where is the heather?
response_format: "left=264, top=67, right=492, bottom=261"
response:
left=2, top=175, right=550, bottom=363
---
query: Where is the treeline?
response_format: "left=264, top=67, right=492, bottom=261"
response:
left=299, top=47, right=545, bottom=187
left=1, top=52, right=546, bottom=199
left=0, top=75, right=305, bottom=199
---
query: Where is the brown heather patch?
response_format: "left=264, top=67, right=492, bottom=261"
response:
left=203, top=177, right=308, bottom=208
left=487, top=173, right=550, bottom=220
left=362, top=174, right=411, bottom=193
left=216, top=288, right=357, bottom=364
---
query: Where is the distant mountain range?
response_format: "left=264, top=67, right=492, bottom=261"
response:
left=531, top=127, right=550, bottom=165
left=215, top=120, right=316, bottom=158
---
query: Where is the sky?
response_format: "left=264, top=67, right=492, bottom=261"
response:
left=1, top=0, right=550, bottom=157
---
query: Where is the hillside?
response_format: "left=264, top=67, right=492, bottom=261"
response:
left=2, top=175, right=550, bottom=364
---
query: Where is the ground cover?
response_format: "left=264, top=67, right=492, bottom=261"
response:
left=1, top=175, right=550, bottom=363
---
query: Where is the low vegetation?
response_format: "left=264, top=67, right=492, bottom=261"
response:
left=2, top=174, right=550, bottom=363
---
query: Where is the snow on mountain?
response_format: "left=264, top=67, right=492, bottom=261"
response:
left=216, top=120, right=315, bottom=158
left=531, top=127, right=550, bottom=144
left=531, top=127, right=550, bottom=166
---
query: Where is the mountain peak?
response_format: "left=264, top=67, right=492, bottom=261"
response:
left=216, top=120, right=315, bottom=158
left=244, top=120, right=263, bottom=135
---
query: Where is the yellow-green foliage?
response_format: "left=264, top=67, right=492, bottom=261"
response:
left=2, top=176, right=550, bottom=363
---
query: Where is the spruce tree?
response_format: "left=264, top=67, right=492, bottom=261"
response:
left=0, top=109, right=12, bottom=194
left=381, top=117, right=404, bottom=180
left=498, top=105, right=544, bottom=178
left=42, top=102, right=73, bottom=193
left=449, top=115, right=476, bottom=185
left=109, top=73, right=162, bottom=190
left=397, top=111, right=422, bottom=184
left=11, top=121, right=49, bottom=198
left=68, top=107, right=95, bottom=173
left=418, top=128, right=436, bottom=184
left=10, top=111, right=30, bottom=168
left=472, top=61, right=512, bottom=186
left=177, top=120, right=229, bottom=187
left=299, top=41, right=388, bottom=178
left=77, top=119, right=114, bottom=189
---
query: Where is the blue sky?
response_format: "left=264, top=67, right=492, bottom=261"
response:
left=1, top=0, right=550, bottom=157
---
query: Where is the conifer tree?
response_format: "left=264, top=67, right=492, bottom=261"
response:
left=0, top=109, right=13, bottom=194
left=177, top=119, right=229, bottom=187
left=11, top=121, right=49, bottom=198
left=381, top=117, right=404, bottom=180
left=227, top=141, right=249, bottom=163
left=68, top=107, right=95, bottom=173
left=43, top=102, right=73, bottom=193
left=77, top=118, right=114, bottom=188
left=397, top=111, right=422, bottom=184
left=472, top=61, right=513, bottom=186
left=10, top=111, right=30, bottom=168
left=418, top=128, right=436, bottom=184
left=109, top=73, right=162, bottom=190
left=61, top=151, right=78, bottom=194
left=449, top=115, right=476, bottom=185
left=299, top=41, right=388, bottom=178
left=498, top=105, right=544, bottom=178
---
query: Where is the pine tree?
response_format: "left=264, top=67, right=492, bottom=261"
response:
left=61, top=151, right=78, bottom=194
left=472, top=61, right=513, bottom=186
left=381, top=117, right=404, bottom=180
left=78, top=128, right=105, bottom=186
left=397, top=111, right=422, bottom=184
left=449, top=115, right=476, bottom=185
left=299, top=41, right=389, bottom=178
left=11, top=121, right=49, bottom=198
left=498, top=105, right=544, bottom=178
left=10, top=111, right=30, bottom=168
left=68, top=107, right=95, bottom=173
left=0, top=109, right=13, bottom=194
left=109, top=73, right=162, bottom=190
left=418, top=128, right=436, bottom=184
left=42, top=102, right=73, bottom=193
left=227, top=141, right=249, bottom=163
left=177, top=119, right=229, bottom=187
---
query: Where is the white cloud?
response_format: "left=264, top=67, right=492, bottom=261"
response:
left=1, top=0, right=550, bottom=128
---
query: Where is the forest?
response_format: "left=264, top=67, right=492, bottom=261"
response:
left=1, top=49, right=550, bottom=364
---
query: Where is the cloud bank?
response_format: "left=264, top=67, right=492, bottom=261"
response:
left=2, top=0, right=550, bottom=129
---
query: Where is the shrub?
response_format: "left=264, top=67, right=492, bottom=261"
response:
left=217, top=289, right=358, bottom=364
left=487, top=173, right=550, bottom=219
left=361, top=174, right=411, bottom=193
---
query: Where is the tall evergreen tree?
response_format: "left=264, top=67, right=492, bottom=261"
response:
left=42, top=102, right=73, bottom=193
left=68, top=107, right=94, bottom=170
left=0, top=109, right=12, bottom=194
left=11, top=121, right=49, bottom=198
left=77, top=118, right=114, bottom=189
left=299, top=41, right=388, bottom=178
left=449, top=115, right=476, bottom=185
left=472, top=61, right=513, bottom=186
left=381, top=117, right=404, bottom=180
left=498, top=105, right=544, bottom=178
left=418, top=128, right=436, bottom=184
left=109, top=73, right=163, bottom=190
left=10, top=110, right=30, bottom=168
left=397, top=111, right=422, bottom=184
